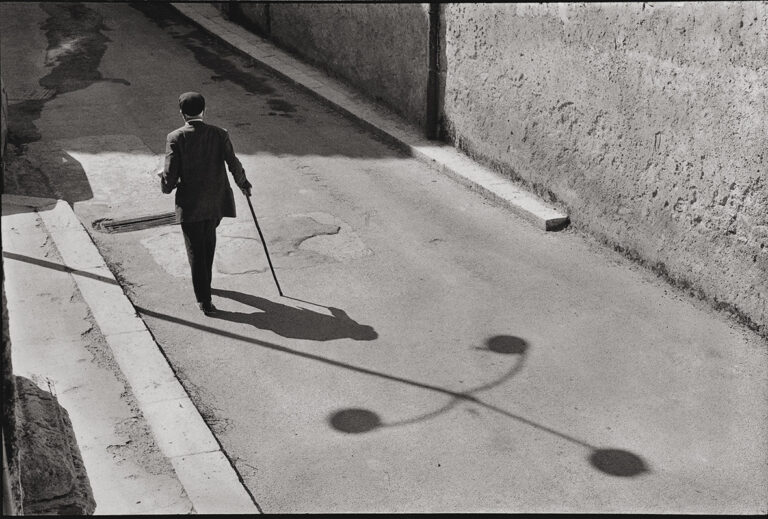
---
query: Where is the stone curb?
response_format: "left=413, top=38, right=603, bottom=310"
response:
left=170, top=3, right=569, bottom=231
left=1, top=194, right=260, bottom=514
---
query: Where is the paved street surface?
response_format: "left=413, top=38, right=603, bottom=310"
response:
left=2, top=2, right=766, bottom=513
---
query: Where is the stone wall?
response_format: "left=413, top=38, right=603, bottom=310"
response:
left=232, top=2, right=430, bottom=129
left=15, top=376, right=96, bottom=514
left=2, top=278, right=23, bottom=514
left=441, top=2, right=767, bottom=334
left=222, top=2, right=767, bottom=334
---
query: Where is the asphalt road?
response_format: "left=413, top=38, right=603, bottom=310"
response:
left=2, top=2, right=766, bottom=513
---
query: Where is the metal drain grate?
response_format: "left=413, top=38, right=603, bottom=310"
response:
left=92, top=212, right=179, bottom=233
left=9, top=87, right=56, bottom=102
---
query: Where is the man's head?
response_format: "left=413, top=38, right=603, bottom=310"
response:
left=179, top=91, right=205, bottom=120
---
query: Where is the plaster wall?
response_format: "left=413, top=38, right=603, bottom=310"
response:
left=234, top=2, right=430, bottom=128
left=442, top=2, right=768, bottom=334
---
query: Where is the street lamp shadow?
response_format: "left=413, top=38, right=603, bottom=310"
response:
left=327, top=334, right=650, bottom=479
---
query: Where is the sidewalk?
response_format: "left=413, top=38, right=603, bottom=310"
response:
left=169, top=2, right=568, bottom=231
left=1, top=194, right=259, bottom=514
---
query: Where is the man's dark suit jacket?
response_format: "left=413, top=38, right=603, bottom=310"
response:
left=161, top=120, right=251, bottom=222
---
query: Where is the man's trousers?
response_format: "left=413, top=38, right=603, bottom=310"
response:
left=181, top=218, right=220, bottom=303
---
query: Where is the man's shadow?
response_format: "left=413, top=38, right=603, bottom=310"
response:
left=210, top=288, right=378, bottom=341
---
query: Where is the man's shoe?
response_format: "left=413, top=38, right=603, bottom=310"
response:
left=198, top=301, right=218, bottom=315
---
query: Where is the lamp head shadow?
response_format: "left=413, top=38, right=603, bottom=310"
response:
left=589, top=448, right=649, bottom=477
left=328, top=408, right=382, bottom=434
left=485, top=335, right=528, bottom=355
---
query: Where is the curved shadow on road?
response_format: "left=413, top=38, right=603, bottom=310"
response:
left=375, top=335, right=530, bottom=429
left=326, top=334, right=649, bottom=478
left=209, top=288, right=378, bottom=341
left=135, top=304, right=649, bottom=478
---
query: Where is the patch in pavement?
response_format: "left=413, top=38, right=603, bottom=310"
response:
left=297, top=212, right=373, bottom=262
left=140, top=212, right=372, bottom=277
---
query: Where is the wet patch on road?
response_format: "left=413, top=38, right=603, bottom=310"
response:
left=4, top=3, right=129, bottom=203
left=7, top=2, right=129, bottom=147
left=131, top=2, right=277, bottom=97
left=267, top=98, right=297, bottom=118
left=186, top=43, right=275, bottom=96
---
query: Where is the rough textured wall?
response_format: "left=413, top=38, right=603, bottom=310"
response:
left=265, top=3, right=429, bottom=128
left=2, top=277, right=23, bottom=514
left=442, top=2, right=768, bottom=334
left=15, top=377, right=96, bottom=514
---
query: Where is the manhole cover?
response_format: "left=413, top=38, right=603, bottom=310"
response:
left=92, top=212, right=179, bottom=233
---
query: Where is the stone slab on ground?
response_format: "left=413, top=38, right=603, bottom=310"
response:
left=14, top=375, right=96, bottom=515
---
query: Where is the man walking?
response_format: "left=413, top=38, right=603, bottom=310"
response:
left=160, top=92, right=252, bottom=315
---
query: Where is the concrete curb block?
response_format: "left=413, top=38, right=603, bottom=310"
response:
left=1, top=194, right=260, bottom=514
left=170, top=3, right=569, bottom=231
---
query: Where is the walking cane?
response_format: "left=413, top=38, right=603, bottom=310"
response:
left=245, top=194, right=283, bottom=297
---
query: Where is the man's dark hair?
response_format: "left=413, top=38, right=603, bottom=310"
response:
left=179, top=91, right=205, bottom=116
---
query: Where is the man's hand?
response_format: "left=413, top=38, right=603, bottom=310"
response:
left=241, top=186, right=252, bottom=197
left=158, top=170, right=176, bottom=194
